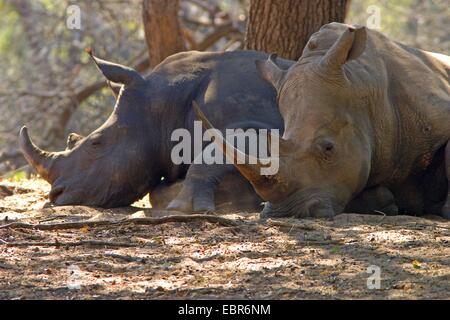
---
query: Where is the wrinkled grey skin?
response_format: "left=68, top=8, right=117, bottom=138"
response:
left=19, top=51, right=292, bottom=209
left=219, top=23, right=450, bottom=218
left=20, top=48, right=400, bottom=214
left=151, top=171, right=263, bottom=213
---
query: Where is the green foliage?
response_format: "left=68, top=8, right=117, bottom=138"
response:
left=0, top=9, right=17, bottom=49
left=40, top=0, right=57, bottom=11
left=7, top=170, right=27, bottom=181
left=0, top=1, right=22, bottom=69
left=348, top=0, right=450, bottom=53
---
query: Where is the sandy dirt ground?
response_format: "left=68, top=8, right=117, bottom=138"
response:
left=0, top=177, right=449, bottom=299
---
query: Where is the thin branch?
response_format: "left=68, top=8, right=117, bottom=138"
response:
left=192, top=24, right=241, bottom=51
left=189, top=254, right=220, bottom=263
left=0, top=261, right=17, bottom=270
left=0, top=88, right=69, bottom=99
left=184, top=0, right=220, bottom=16
left=266, top=219, right=316, bottom=231
left=0, top=52, right=150, bottom=106
left=180, top=15, right=213, bottom=27
left=0, top=213, right=243, bottom=231
left=0, top=151, right=23, bottom=165
left=2, top=240, right=142, bottom=248
left=104, top=252, right=147, bottom=262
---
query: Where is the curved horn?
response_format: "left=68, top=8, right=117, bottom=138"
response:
left=320, top=26, right=366, bottom=73
left=192, top=102, right=275, bottom=185
left=255, top=53, right=287, bottom=91
left=19, top=127, right=57, bottom=182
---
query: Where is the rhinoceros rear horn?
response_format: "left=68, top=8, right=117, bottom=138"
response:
left=19, top=127, right=57, bottom=182
left=255, top=53, right=287, bottom=91
left=320, top=25, right=366, bottom=73
left=86, top=48, right=144, bottom=87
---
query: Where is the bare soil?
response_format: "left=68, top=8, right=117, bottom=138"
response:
left=0, top=178, right=449, bottom=299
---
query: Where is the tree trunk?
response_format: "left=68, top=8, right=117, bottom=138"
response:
left=245, top=0, right=349, bottom=60
left=142, top=0, right=186, bottom=68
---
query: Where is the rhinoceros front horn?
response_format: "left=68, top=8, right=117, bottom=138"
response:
left=19, top=126, right=57, bottom=183
left=192, top=102, right=274, bottom=188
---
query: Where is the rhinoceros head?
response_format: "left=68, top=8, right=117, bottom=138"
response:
left=207, top=24, right=371, bottom=218
left=20, top=56, right=163, bottom=207
left=255, top=24, right=371, bottom=218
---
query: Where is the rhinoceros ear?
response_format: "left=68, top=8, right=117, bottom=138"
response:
left=86, top=48, right=144, bottom=87
left=255, top=53, right=287, bottom=91
left=320, top=26, right=366, bottom=72
left=66, top=132, right=84, bottom=150
left=107, top=81, right=123, bottom=98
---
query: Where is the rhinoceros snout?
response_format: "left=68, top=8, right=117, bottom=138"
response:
left=259, top=190, right=337, bottom=220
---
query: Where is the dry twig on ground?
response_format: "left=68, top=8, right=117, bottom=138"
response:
left=0, top=212, right=244, bottom=231
left=2, top=240, right=142, bottom=248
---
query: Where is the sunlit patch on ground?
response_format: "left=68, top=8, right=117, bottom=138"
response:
left=0, top=178, right=449, bottom=299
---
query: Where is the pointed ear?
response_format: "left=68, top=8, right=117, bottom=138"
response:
left=66, top=132, right=84, bottom=150
left=255, top=53, right=287, bottom=91
left=108, top=81, right=123, bottom=98
left=85, top=48, right=144, bottom=87
left=320, top=26, right=366, bottom=73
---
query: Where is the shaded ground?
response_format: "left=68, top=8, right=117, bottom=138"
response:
left=0, top=178, right=449, bottom=299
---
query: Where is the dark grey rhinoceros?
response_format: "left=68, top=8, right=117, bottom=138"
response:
left=203, top=23, right=450, bottom=219
left=19, top=50, right=290, bottom=211
left=19, top=49, right=400, bottom=214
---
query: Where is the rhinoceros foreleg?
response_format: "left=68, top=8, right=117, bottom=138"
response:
left=167, top=159, right=235, bottom=213
left=345, top=186, right=398, bottom=215
left=442, top=140, right=450, bottom=218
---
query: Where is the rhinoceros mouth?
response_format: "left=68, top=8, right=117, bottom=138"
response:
left=259, top=189, right=339, bottom=219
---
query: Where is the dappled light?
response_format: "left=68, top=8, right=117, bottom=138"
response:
left=0, top=0, right=448, bottom=301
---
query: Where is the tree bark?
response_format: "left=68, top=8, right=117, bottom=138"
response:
left=245, top=0, right=349, bottom=60
left=142, top=0, right=186, bottom=68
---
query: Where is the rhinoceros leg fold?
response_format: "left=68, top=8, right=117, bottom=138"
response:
left=167, top=160, right=236, bottom=213
left=345, top=186, right=398, bottom=215
left=192, top=184, right=215, bottom=213
left=166, top=183, right=195, bottom=212
left=166, top=179, right=216, bottom=213
left=166, top=176, right=217, bottom=213
left=442, top=140, right=450, bottom=219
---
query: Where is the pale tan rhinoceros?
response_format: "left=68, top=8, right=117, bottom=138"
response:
left=198, top=22, right=450, bottom=219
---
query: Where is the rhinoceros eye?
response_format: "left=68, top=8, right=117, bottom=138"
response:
left=323, top=142, right=334, bottom=152
left=90, top=136, right=102, bottom=147
left=316, top=138, right=335, bottom=160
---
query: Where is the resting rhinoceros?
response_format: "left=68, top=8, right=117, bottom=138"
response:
left=201, top=23, right=450, bottom=219
left=19, top=50, right=291, bottom=210
left=20, top=49, right=401, bottom=214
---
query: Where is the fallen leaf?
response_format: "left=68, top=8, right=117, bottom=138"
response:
left=412, top=260, right=421, bottom=269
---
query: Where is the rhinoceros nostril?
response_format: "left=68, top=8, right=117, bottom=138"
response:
left=49, top=185, right=65, bottom=203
